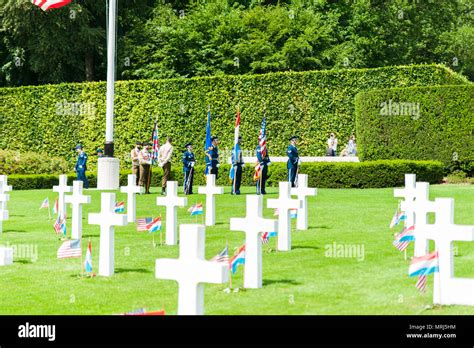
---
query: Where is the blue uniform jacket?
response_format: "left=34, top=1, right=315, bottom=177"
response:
left=182, top=150, right=195, bottom=172
left=287, top=145, right=299, bottom=169
left=75, top=151, right=88, bottom=172
left=256, top=145, right=270, bottom=165
left=206, top=146, right=219, bottom=167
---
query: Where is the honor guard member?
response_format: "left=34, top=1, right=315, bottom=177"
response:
left=182, top=143, right=195, bottom=194
left=231, top=136, right=244, bottom=195
left=205, top=136, right=220, bottom=178
left=74, top=144, right=89, bottom=189
left=158, top=137, right=174, bottom=195
left=287, top=136, right=300, bottom=188
left=96, top=148, right=104, bottom=158
left=256, top=142, right=270, bottom=195
left=131, top=141, right=142, bottom=186
left=138, top=142, right=152, bottom=194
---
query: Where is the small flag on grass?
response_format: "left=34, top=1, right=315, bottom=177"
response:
left=137, top=217, right=153, bottom=232
left=211, top=246, right=229, bottom=263
left=389, top=210, right=406, bottom=228
left=84, top=241, right=93, bottom=273
left=53, top=198, right=59, bottom=215
left=146, top=217, right=162, bottom=233
left=229, top=244, right=245, bottom=274
left=261, top=231, right=277, bottom=245
left=188, top=203, right=203, bottom=216
left=39, top=198, right=49, bottom=209
left=408, top=251, right=439, bottom=292
left=114, top=201, right=125, bottom=213
left=57, top=239, right=82, bottom=259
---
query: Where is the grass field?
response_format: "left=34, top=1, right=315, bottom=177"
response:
left=0, top=184, right=473, bottom=315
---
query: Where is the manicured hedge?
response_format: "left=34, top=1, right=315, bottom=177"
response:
left=355, top=85, right=473, bottom=175
left=0, top=64, right=467, bottom=170
left=0, top=149, right=71, bottom=175
left=7, top=160, right=444, bottom=190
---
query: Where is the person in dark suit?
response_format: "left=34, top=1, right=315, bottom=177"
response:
left=231, top=136, right=244, bottom=195
left=287, top=136, right=300, bottom=188
left=205, top=136, right=220, bottom=178
left=256, top=143, right=270, bottom=195
left=182, top=143, right=195, bottom=194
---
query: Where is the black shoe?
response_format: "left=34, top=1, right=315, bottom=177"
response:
left=261, top=190, right=267, bottom=195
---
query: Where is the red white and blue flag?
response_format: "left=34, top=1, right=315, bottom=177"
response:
left=273, top=208, right=297, bottom=219
left=136, top=217, right=153, bottom=232
left=53, top=215, right=66, bottom=235
left=211, top=246, right=229, bottom=263
left=188, top=203, right=203, bottom=216
left=39, top=198, right=49, bottom=209
left=261, top=231, right=277, bottom=245
left=229, top=244, right=245, bottom=274
left=409, top=251, right=439, bottom=292
left=31, top=0, right=71, bottom=11
left=229, top=107, right=241, bottom=181
left=254, top=115, right=267, bottom=181
left=146, top=217, right=162, bottom=233
left=57, top=239, right=82, bottom=259
left=397, top=225, right=415, bottom=242
left=150, top=122, right=160, bottom=165
left=389, top=210, right=406, bottom=228
left=84, top=241, right=93, bottom=273
left=114, top=201, right=125, bottom=213
left=53, top=198, right=59, bottom=215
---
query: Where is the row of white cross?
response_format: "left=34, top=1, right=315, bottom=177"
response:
left=45, top=173, right=317, bottom=314
left=394, top=174, right=474, bottom=306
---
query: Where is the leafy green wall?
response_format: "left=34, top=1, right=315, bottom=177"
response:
left=355, top=85, right=473, bottom=174
left=0, top=64, right=467, bottom=170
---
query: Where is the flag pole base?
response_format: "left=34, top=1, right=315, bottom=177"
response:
left=97, top=157, right=120, bottom=190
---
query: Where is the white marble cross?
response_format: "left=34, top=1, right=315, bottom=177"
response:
left=230, top=195, right=278, bottom=288
left=394, top=174, right=417, bottom=229
left=198, top=174, right=224, bottom=226
left=267, top=182, right=302, bottom=251
left=402, top=182, right=437, bottom=257
left=290, top=174, right=317, bottom=230
left=0, top=180, right=10, bottom=234
left=156, top=181, right=187, bottom=245
left=53, top=174, right=72, bottom=218
left=88, top=193, right=128, bottom=277
left=120, top=174, right=144, bottom=223
left=0, top=247, right=13, bottom=266
left=155, top=224, right=229, bottom=315
left=0, top=175, right=12, bottom=210
left=64, top=181, right=91, bottom=240
left=421, top=198, right=474, bottom=306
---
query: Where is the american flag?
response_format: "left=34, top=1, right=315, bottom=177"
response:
left=57, top=239, right=82, bottom=259
left=392, top=239, right=409, bottom=252
left=416, top=275, right=427, bottom=292
left=259, top=116, right=267, bottom=158
left=136, top=217, right=153, bottom=232
left=31, top=0, right=71, bottom=11
left=53, top=215, right=66, bottom=235
left=211, top=246, right=229, bottom=263
left=150, top=122, right=160, bottom=165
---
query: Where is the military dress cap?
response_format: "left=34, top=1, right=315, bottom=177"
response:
left=289, top=135, right=299, bottom=141
left=96, top=148, right=103, bottom=153
left=211, top=136, right=218, bottom=142
left=75, top=144, right=83, bottom=150
left=184, top=143, right=192, bottom=148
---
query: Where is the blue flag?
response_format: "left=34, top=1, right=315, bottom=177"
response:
left=204, top=108, right=212, bottom=175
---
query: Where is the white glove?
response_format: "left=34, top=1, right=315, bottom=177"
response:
left=190, top=162, right=195, bottom=167
left=267, top=162, right=271, bottom=166
left=298, top=159, right=302, bottom=165
left=241, top=163, right=245, bottom=167
left=216, top=163, right=220, bottom=167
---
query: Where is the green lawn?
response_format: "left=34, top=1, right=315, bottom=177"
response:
left=0, top=184, right=473, bottom=315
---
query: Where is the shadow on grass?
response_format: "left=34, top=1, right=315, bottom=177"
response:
left=292, top=245, right=320, bottom=250
left=115, top=268, right=152, bottom=274
left=3, top=229, right=27, bottom=233
left=263, top=279, right=301, bottom=286
left=15, top=259, right=32, bottom=264
left=10, top=214, right=25, bottom=217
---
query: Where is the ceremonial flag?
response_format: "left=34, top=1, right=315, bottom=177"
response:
left=254, top=115, right=267, bottom=181
left=229, top=107, right=241, bottom=181
left=31, top=0, right=71, bottom=11
left=229, top=244, right=246, bottom=274
left=389, top=210, right=406, bottom=228
left=204, top=107, right=212, bottom=175
left=84, top=241, right=93, bottom=273
left=188, top=203, right=203, bottom=216
left=150, top=122, right=160, bottom=165
left=146, top=217, right=162, bottom=233
left=53, top=198, right=59, bottom=215
left=136, top=217, right=153, bottom=232
left=39, top=198, right=49, bottom=209
left=57, top=239, right=82, bottom=259
left=211, top=246, right=229, bottom=263
left=114, top=201, right=125, bottom=213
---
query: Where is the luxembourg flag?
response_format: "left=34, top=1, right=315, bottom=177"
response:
left=188, top=203, right=203, bottom=216
left=52, top=198, right=59, bottom=215
left=261, top=231, right=277, bottom=244
left=115, top=201, right=125, bottom=213
left=398, top=225, right=415, bottom=242
left=389, top=210, right=406, bottom=228
left=31, top=0, right=72, bottom=11
left=229, top=244, right=246, bottom=274
left=146, top=217, right=162, bottom=233
left=409, top=251, right=439, bottom=277
left=84, top=241, right=93, bottom=273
